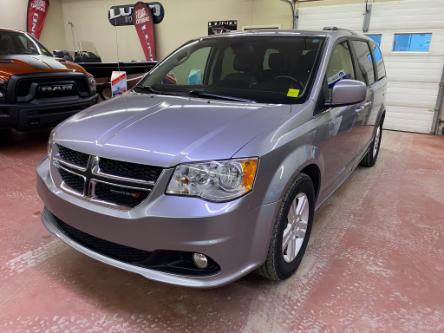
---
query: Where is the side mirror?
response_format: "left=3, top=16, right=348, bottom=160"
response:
left=326, top=79, right=366, bottom=106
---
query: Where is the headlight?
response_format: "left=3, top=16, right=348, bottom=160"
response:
left=166, top=158, right=258, bottom=202
left=88, top=76, right=96, bottom=95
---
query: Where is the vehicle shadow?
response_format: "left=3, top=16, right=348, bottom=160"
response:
left=0, top=129, right=50, bottom=153
left=40, top=247, right=279, bottom=331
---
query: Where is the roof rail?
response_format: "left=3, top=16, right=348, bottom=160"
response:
left=322, top=26, right=356, bottom=34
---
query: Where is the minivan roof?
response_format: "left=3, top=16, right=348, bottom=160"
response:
left=201, top=28, right=368, bottom=41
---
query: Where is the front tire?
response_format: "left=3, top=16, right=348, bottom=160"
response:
left=257, top=173, right=315, bottom=281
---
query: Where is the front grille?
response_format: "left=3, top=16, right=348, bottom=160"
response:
left=93, top=182, right=149, bottom=208
left=54, top=145, right=162, bottom=208
left=15, top=77, right=89, bottom=102
left=99, top=158, right=163, bottom=182
left=55, top=217, right=221, bottom=276
left=58, top=145, right=89, bottom=168
left=59, top=168, right=85, bottom=194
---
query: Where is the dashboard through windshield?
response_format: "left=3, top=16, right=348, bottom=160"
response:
left=139, top=35, right=325, bottom=104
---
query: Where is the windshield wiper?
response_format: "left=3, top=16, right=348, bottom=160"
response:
left=134, top=85, right=162, bottom=94
left=188, top=90, right=256, bottom=103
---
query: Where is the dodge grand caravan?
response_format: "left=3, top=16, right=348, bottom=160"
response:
left=37, top=28, right=387, bottom=287
left=0, top=28, right=97, bottom=130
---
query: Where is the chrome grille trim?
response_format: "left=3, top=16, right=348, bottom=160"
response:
left=54, top=157, right=88, bottom=172
left=53, top=145, right=162, bottom=209
left=91, top=162, right=156, bottom=186
left=57, top=164, right=87, bottom=196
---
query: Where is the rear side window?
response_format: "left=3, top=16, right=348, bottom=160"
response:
left=326, top=41, right=355, bottom=89
left=351, top=40, right=375, bottom=85
left=369, top=40, right=386, bottom=80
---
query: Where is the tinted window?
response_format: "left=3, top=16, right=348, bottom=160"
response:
left=0, top=31, right=52, bottom=56
left=351, top=40, right=375, bottom=85
left=369, top=40, right=386, bottom=80
left=367, top=34, right=382, bottom=46
left=393, top=33, right=431, bottom=52
left=326, top=41, right=355, bottom=89
left=140, top=36, right=325, bottom=104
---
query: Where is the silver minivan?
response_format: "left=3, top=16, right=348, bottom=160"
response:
left=37, top=28, right=387, bottom=288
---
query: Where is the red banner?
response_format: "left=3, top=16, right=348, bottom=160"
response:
left=133, top=2, right=157, bottom=61
left=27, top=0, right=50, bottom=40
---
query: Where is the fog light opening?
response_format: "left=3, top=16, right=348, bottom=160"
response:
left=193, top=253, right=208, bottom=269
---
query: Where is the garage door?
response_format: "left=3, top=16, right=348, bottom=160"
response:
left=298, top=0, right=444, bottom=134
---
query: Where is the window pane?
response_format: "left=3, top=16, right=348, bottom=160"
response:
left=163, top=47, right=211, bottom=85
left=369, top=40, right=386, bottom=80
left=352, top=41, right=375, bottom=85
left=327, top=42, right=355, bottom=88
left=393, top=33, right=432, bottom=52
left=367, top=34, right=382, bottom=47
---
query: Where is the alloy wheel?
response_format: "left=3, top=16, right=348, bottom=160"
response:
left=282, top=193, right=309, bottom=263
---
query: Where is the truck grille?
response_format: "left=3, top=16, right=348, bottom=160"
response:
left=15, top=76, right=89, bottom=102
left=54, top=145, right=162, bottom=208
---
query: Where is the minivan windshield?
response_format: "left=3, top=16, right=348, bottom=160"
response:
left=0, top=30, right=53, bottom=57
left=138, top=36, right=325, bottom=104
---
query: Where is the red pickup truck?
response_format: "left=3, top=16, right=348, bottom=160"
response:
left=0, top=28, right=98, bottom=130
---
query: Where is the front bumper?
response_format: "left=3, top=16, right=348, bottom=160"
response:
left=37, top=157, right=279, bottom=288
left=0, top=95, right=97, bottom=130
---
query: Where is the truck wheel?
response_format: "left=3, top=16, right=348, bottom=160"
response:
left=360, top=122, right=383, bottom=167
left=257, top=173, right=315, bottom=281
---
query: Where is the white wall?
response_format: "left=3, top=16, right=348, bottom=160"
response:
left=0, top=0, right=66, bottom=51
left=61, top=0, right=255, bottom=62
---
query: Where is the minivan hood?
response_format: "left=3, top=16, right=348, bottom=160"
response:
left=55, top=92, right=292, bottom=168
left=0, top=54, right=88, bottom=79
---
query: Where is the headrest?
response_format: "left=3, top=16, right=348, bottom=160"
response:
left=233, top=52, right=254, bottom=72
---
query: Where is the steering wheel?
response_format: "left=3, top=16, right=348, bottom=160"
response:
left=273, top=75, right=305, bottom=90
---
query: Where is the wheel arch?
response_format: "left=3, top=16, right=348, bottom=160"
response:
left=263, top=144, right=324, bottom=205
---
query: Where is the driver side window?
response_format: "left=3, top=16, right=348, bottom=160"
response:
left=326, top=41, right=355, bottom=90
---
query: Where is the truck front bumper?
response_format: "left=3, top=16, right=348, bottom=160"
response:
left=0, top=95, right=97, bottom=130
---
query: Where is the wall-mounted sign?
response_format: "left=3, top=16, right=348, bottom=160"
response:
left=108, top=2, right=164, bottom=26
left=208, top=20, right=238, bottom=35
left=133, top=2, right=157, bottom=61
left=27, top=0, right=50, bottom=40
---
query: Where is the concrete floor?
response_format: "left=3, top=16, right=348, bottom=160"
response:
left=0, top=129, right=443, bottom=333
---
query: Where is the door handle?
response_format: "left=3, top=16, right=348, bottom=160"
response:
left=356, top=102, right=372, bottom=112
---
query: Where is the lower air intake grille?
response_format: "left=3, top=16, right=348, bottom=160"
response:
left=54, top=217, right=221, bottom=276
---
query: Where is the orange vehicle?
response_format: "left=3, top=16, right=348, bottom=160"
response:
left=0, top=28, right=98, bottom=130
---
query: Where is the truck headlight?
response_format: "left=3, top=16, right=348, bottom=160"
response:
left=88, top=76, right=96, bottom=95
left=166, top=158, right=258, bottom=202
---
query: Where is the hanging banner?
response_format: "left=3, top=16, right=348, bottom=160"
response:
left=109, top=2, right=164, bottom=26
left=27, top=0, right=50, bottom=40
left=133, top=2, right=157, bottom=62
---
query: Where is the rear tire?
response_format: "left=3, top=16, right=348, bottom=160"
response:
left=257, top=173, right=315, bottom=281
left=360, top=122, right=383, bottom=167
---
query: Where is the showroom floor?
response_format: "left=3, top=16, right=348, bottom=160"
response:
left=0, top=129, right=443, bottom=333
